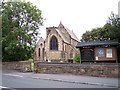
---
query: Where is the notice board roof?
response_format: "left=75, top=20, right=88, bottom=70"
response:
left=76, top=40, right=119, bottom=48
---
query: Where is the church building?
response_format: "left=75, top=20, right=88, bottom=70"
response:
left=34, top=22, right=80, bottom=63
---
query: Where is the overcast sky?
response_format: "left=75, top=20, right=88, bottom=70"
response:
left=26, top=0, right=119, bottom=40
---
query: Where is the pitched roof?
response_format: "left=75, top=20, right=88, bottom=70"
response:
left=55, top=28, right=70, bottom=44
left=64, top=26, right=80, bottom=42
left=76, top=40, right=119, bottom=48
left=36, top=37, right=44, bottom=47
left=58, top=22, right=80, bottom=42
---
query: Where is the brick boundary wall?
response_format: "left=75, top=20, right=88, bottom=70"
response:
left=2, top=61, right=32, bottom=72
left=35, top=62, right=119, bottom=78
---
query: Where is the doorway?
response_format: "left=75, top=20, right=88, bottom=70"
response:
left=81, top=48, right=94, bottom=62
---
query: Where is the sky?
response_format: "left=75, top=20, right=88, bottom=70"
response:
left=26, top=0, right=120, bottom=40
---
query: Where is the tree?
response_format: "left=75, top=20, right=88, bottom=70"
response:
left=1, top=1, right=44, bottom=61
left=107, top=12, right=120, bottom=41
left=81, top=27, right=107, bottom=42
left=81, top=12, right=120, bottom=42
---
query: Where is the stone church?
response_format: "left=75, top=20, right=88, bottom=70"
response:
left=34, top=22, right=80, bottom=63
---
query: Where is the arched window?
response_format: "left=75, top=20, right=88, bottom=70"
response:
left=38, top=48, right=40, bottom=57
left=50, top=36, right=58, bottom=50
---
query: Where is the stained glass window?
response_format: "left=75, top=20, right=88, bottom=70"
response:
left=50, top=36, right=58, bottom=50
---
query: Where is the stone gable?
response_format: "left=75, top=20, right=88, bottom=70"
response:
left=34, top=22, right=79, bottom=63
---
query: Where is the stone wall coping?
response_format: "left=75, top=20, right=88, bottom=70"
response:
left=2, top=61, right=30, bottom=63
left=35, top=62, right=119, bottom=66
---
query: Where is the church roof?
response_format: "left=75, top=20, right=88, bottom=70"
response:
left=58, top=22, right=80, bottom=42
left=64, top=26, right=80, bottom=42
left=55, top=28, right=70, bottom=44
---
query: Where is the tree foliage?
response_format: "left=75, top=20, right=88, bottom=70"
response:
left=1, top=1, right=44, bottom=61
left=81, top=12, right=120, bottom=42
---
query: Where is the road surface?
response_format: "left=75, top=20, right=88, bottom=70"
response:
left=1, top=70, right=119, bottom=89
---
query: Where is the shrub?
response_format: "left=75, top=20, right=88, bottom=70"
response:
left=73, top=53, right=80, bottom=63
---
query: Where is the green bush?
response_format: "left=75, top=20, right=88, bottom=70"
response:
left=73, top=53, right=80, bottom=63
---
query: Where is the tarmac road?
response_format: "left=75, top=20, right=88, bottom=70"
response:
left=1, top=70, right=119, bottom=89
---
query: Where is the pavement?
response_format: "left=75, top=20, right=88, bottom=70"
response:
left=9, top=72, right=119, bottom=88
